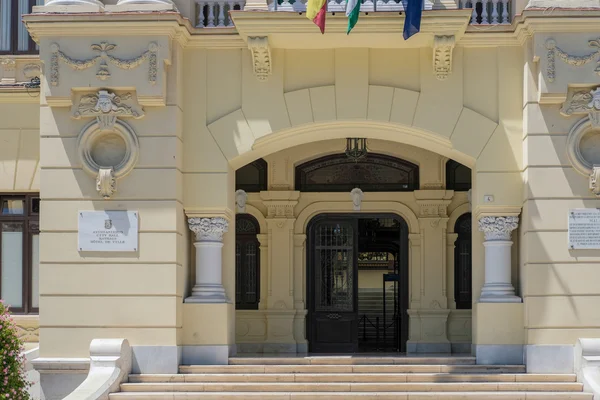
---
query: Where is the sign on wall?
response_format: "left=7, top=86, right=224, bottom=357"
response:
left=568, top=209, right=600, bottom=249
left=78, top=211, right=138, bottom=252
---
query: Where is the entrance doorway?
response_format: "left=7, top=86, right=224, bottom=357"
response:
left=306, top=214, right=409, bottom=353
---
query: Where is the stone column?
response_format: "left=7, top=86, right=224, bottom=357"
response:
left=478, top=216, right=520, bottom=303
left=185, top=217, right=229, bottom=304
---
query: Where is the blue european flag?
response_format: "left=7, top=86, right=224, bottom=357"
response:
left=402, top=0, right=423, bottom=40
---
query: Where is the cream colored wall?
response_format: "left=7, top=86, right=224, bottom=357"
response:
left=0, top=92, right=41, bottom=350
left=520, top=34, right=600, bottom=348
left=176, top=45, right=524, bottom=353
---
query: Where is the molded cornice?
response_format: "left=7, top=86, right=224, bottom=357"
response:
left=22, top=9, right=600, bottom=51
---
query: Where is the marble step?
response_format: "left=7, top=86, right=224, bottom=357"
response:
left=109, top=391, right=593, bottom=399
left=180, top=365, right=526, bottom=374
left=118, top=382, right=584, bottom=392
left=227, top=356, right=477, bottom=365
left=129, top=373, right=577, bottom=384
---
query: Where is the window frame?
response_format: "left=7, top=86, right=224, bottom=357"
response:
left=0, top=0, right=38, bottom=55
left=235, top=214, right=261, bottom=310
left=453, top=213, right=472, bottom=310
left=235, top=158, right=268, bottom=193
left=0, top=193, right=40, bottom=314
left=295, top=153, right=420, bottom=192
left=446, top=159, right=472, bottom=192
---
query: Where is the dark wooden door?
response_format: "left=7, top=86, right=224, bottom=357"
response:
left=308, top=218, right=358, bottom=353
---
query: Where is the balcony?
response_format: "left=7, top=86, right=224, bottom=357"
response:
left=195, top=0, right=512, bottom=28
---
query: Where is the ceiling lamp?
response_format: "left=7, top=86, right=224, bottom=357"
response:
left=345, top=138, right=368, bottom=162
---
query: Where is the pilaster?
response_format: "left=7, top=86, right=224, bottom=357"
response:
left=446, top=232, right=459, bottom=310
left=408, top=190, right=453, bottom=353
left=260, top=191, right=300, bottom=352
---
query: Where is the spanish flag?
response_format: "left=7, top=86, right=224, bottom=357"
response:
left=307, top=0, right=327, bottom=34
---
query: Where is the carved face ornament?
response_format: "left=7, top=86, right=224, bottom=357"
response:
left=95, top=90, right=117, bottom=114
left=589, top=88, right=600, bottom=111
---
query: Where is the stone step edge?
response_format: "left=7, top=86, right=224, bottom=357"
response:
left=128, top=373, right=576, bottom=383
left=108, top=391, right=593, bottom=399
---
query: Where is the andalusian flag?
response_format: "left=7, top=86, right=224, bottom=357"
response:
left=307, top=0, right=327, bottom=33
left=346, top=0, right=360, bottom=34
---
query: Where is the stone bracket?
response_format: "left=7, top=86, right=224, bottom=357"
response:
left=248, top=36, right=271, bottom=82
left=433, top=35, right=455, bottom=81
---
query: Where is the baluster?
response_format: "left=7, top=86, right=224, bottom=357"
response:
left=501, top=0, right=509, bottom=24
left=480, top=0, right=489, bottom=24
left=196, top=2, right=206, bottom=27
left=458, top=0, right=465, bottom=8
left=491, top=0, right=498, bottom=24
left=226, top=1, right=234, bottom=26
left=470, top=1, right=477, bottom=24
left=240, top=0, right=246, bottom=10
left=207, top=2, right=216, bottom=27
left=217, top=2, right=225, bottom=26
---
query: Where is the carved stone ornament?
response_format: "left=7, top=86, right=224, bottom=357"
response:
left=478, top=216, right=519, bottom=241
left=1, top=58, right=16, bottom=84
left=247, top=37, right=271, bottom=82
left=590, top=166, right=600, bottom=196
left=96, top=168, right=117, bottom=199
left=188, top=217, right=229, bottom=242
left=433, top=35, right=455, bottom=81
left=22, top=63, right=41, bottom=80
left=77, top=118, right=139, bottom=200
left=235, top=189, right=248, bottom=213
left=72, top=90, right=144, bottom=120
left=545, top=38, right=600, bottom=83
left=561, top=87, right=600, bottom=117
left=350, top=187, right=364, bottom=211
left=49, top=42, right=158, bottom=87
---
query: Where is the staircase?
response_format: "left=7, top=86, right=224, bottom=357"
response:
left=109, top=356, right=591, bottom=399
left=358, top=288, right=398, bottom=349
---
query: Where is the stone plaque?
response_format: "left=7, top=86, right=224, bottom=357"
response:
left=568, top=209, right=600, bottom=249
left=78, top=211, right=138, bottom=252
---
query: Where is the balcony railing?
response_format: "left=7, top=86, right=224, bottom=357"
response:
left=0, top=0, right=43, bottom=54
left=195, top=0, right=512, bottom=28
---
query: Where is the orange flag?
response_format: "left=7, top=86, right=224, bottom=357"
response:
left=306, top=0, right=326, bottom=33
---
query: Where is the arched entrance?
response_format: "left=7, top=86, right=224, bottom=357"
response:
left=306, top=213, right=409, bottom=353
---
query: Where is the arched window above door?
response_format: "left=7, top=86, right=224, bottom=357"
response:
left=454, top=213, right=472, bottom=310
left=295, top=153, right=419, bottom=192
left=446, top=160, right=472, bottom=191
left=236, top=159, right=267, bottom=193
left=235, top=214, right=261, bottom=310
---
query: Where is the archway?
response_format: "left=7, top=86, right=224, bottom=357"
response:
left=306, top=213, right=410, bottom=353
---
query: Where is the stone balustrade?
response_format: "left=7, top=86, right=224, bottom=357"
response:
left=193, top=0, right=512, bottom=28
left=458, top=0, right=512, bottom=25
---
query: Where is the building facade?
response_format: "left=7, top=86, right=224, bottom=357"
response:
left=1, top=0, right=600, bottom=397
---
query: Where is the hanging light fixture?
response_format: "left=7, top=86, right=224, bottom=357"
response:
left=345, top=138, right=368, bottom=162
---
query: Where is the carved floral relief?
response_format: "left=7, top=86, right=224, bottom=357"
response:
left=50, top=42, right=158, bottom=86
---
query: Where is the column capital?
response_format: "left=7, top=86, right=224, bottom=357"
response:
left=188, top=217, right=228, bottom=242
left=478, top=216, right=519, bottom=241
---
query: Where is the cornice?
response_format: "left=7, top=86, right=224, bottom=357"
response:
left=231, top=10, right=472, bottom=48
left=0, top=90, right=41, bottom=104
left=22, top=9, right=600, bottom=51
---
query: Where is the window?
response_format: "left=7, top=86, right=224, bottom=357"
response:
left=454, top=213, right=472, bottom=310
left=0, top=194, right=39, bottom=314
left=446, top=160, right=472, bottom=191
left=235, top=214, right=260, bottom=310
left=295, top=153, right=419, bottom=192
left=0, top=0, right=42, bottom=54
left=235, top=159, right=267, bottom=193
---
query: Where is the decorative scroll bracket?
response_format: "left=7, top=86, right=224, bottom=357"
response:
left=97, top=168, right=117, bottom=199
left=433, top=35, right=455, bottom=81
left=50, top=42, right=158, bottom=87
left=247, top=36, right=271, bottom=82
left=545, top=38, right=600, bottom=83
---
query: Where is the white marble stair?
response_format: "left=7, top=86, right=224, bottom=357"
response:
left=108, top=356, right=592, bottom=400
